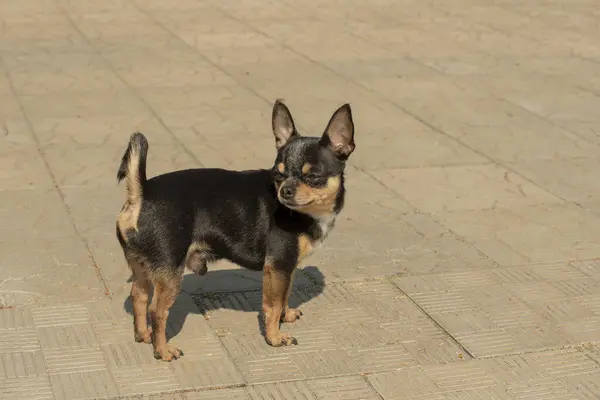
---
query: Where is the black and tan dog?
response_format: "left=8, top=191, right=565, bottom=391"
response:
left=116, top=100, right=355, bottom=361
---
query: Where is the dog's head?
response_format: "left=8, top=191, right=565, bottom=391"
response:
left=270, top=100, right=355, bottom=216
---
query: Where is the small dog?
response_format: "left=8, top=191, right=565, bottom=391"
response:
left=116, top=100, right=355, bottom=361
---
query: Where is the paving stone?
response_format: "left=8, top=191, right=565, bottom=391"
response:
left=371, top=164, right=559, bottom=213
left=186, top=388, right=250, bottom=400
left=348, top=344, right=417, bottom=373
left=173, top=358, right=244, bottom=390
left=307, top=376, right=381, bottom=400
left=44, top=346, right=108, bottom=375
left=0, top=328, right=40, bottom=353
left=522, top=349, right=600, bottom=378
left=403, top=337, right=470, bottom=365
left=0, top=308, right=35, bottom=330
left=3, top=0, right=600, bottom=398
left=291, top=350, right=359, bottom=379
left=112, top=364, right=181, bottom=396
left=506, top=377, right=575, bottom=400
left=246, top=381, right=316, bottom=400
left=236, top=355, right=305, bottom=384
left=0, top=350, right=46, bottom=379
left=368, top=368, right=445, bottom=399
left=32, top=305, right=91, bottom=328
left=50, top=370, right=119, bottom=399
left=37, top=324, right=99, bottom=349
left=0, top=375, right=54, bottom=400
left=425, top=361, right=499, bottom=392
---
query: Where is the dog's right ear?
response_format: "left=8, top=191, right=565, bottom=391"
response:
left=272, top=100, right=298, bottom=150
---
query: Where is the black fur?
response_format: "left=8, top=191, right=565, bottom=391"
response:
left=117, top=102, right=355, bottom=277
left=116, top=101, right=355, bottom=350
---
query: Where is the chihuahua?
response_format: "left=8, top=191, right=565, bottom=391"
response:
left=116, top=100, right=355, bottom=361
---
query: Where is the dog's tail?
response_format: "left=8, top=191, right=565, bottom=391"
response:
left=117, top=132, right=148, bottom=205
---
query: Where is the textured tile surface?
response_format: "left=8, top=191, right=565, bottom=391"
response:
left=2, top=0, right=600, bottom=397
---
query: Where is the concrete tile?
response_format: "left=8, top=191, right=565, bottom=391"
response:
left=112, top=363, right=181, bottom=396
left=30, top=114, right=176, bottom=147
left=43, top=347, right=107, bottom=374
left=372, top=164, right=559, bottom=213
left=0, top=376, right=54, bottom=400
left=246, top=381, right=316, bottom=400
left=368, top=368, right=445, bottom=399
left=32, top=305, right=90, bottom=327
left=307, top=376, right=381, bottom=400
left=0, top=188, right=77, bottom=239
left=0, top=308, right=35, bottom=329
left=508, top=157, right=600, bottom=203
left=186, top=388, right=250, bottom=400
left=425, top=361, right=499, bottom=392
left=0, top=350, right=46, bottom=379
left=101, top=342, right=156, bottom=368
left=0, top=328, right=40, bottom=353
left=50, top=370, right=119, bottom=399
left=523, top=349, right=600, bottom=378
left=403, top=338, right=470, bottom=366
left=37, top=324, right=99, bottom=349
left=290, top=350, right=359, bottom=378
left=348, top=345, right=417, bottom=373
left=436, top=203, right=600, bottom=263
left=236, top=355, right=305, bottom=384
left=172, top=358, right=244, bottom=390
left=0, top=150, right=53, bottom=191
left=43, top=142, right=198, bottom=188
left=19, top=89, right=148, bottom=118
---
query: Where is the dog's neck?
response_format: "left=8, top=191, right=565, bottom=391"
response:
left=315, top=213, right=337, bottom=242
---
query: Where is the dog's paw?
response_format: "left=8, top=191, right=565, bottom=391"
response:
left=134, top=328, right=152, bottom=344
left=281, top=308, right=303, bottom=323
left=265, top=332, right=298, bottom=347
left=153, top=345, right=184, bottom=361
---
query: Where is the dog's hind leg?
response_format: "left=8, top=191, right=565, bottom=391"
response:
left=129, top=261, right=152, bottom=344
left=148, top=270, right=184, bottom=361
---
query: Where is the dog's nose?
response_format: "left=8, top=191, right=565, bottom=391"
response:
left=280, top=185, right=295, bottom=200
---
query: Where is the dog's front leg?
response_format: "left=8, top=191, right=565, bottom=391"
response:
left=262, top=263, right=298, bottom=346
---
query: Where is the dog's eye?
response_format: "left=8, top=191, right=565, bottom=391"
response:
left=305, top=174, right=325, bottom=186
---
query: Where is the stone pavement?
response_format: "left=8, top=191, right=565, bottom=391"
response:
left=2, top=0, right=600, bottom=398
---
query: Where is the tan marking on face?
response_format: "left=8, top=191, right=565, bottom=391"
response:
left=301, top=163, right=312, bottom=174
left=291, top=175, right=341, bottom=216
left=277, top=162, right=285, bottom=174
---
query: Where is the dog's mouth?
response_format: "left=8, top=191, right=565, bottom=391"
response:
left=279, top=198, right=313, bottom=209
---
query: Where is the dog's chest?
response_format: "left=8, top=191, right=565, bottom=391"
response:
left=316, top=214, right=336, bottom=243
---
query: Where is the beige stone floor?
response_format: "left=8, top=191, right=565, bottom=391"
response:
left=1, top=0, right=600, bottom=398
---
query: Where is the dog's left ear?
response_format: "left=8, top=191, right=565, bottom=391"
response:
left=320, top=104, right=355, bottom=160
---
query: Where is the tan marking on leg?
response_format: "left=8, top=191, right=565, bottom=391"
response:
left=281, top=269, right=302, bottom=323
left=301, top=163, right=312, bottom=174
left=117, top=200, right=142, bottom=240
left=130, top=261, right=152, bottom=344
left=150, top=277, right=183, bottom=361
left=262, top=263, right=297, bottom=346
left=298, top=234, right=315, bottom=262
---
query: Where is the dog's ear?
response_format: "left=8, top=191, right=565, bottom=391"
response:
left=272, top=100, right=298, bottom=150
left=320, top=104, right=355, bottom=160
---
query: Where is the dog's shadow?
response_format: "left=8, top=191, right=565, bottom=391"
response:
left=123, top=266, right=325, bottom=340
